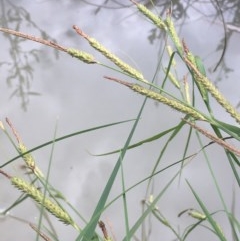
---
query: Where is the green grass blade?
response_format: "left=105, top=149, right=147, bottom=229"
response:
left=93, top=126, right=177, bottom=156
left=186, top=180, right=227, bottom=241
left=122, top=169, right=183, bottom=241
left=212, top=119, right=240, bottom=138
left=120, top=161, right=130, bottom=241
left=146, top=118, right=186, bottom=193
left=76, top=99, right=148, bottom=241
left=105, top=154, right=196, bottom=212
left=0, top=119, right=134, bottom=168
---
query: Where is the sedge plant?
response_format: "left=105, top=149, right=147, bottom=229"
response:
left=0, top=1, right=240, bottom=241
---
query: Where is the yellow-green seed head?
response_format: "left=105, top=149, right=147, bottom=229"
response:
left=87, top=37, right=147, bottom=82
left=185, top=57, right=240, bottom=124
left=165, top=16, right=183, bottom=55
left=131, top=84, right=206, bottom=120
left=183, top=79, right=191, bottom=105
left=186, top=51, right=196, bottom=64
left=18, top=143, right=43, bottom=177
left=11, top=177, right=75, bottom=226
left=188, top=210, right=206, bottom=220
left=18, top=143, right=35, bottom=170
left=0, top=121, right=5, bottom=130
left=135, top=2, right=166, bottom=30
left=164, top=68, right=180, bottom=89
left=105, top=238, right=112, bottom=241
left=67, top=48, right=96, bottom=64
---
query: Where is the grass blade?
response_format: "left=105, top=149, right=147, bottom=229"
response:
left=186, top=180, right=227, bottom=241
left=0, top=119, right=134, bottom=168
left=76, top=98, right=148, bottom=241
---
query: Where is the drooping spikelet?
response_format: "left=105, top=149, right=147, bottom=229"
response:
left=11, top=176, right=78, bottom=228
left=88, top=38, right=145, bottom=81
left=184, top=58, right=240, bottom=124
left=73, top=25, right=147, bottom=83
left=131, top=84, right=206, bottom=120
left=105, top=76, right=206, bottom=121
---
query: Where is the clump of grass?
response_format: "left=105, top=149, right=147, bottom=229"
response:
left=0, top=1, right=240, bottom=241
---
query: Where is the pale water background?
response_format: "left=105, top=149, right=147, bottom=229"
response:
left=0, top=1, right=240, bottom=240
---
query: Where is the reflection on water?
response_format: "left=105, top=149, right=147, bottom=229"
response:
left=0, top=1, right=240, bottom=241
left=1, top=0, right=240, bottom=109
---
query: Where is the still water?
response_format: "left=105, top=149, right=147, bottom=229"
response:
left=0, top=1, right=240, bottom=240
